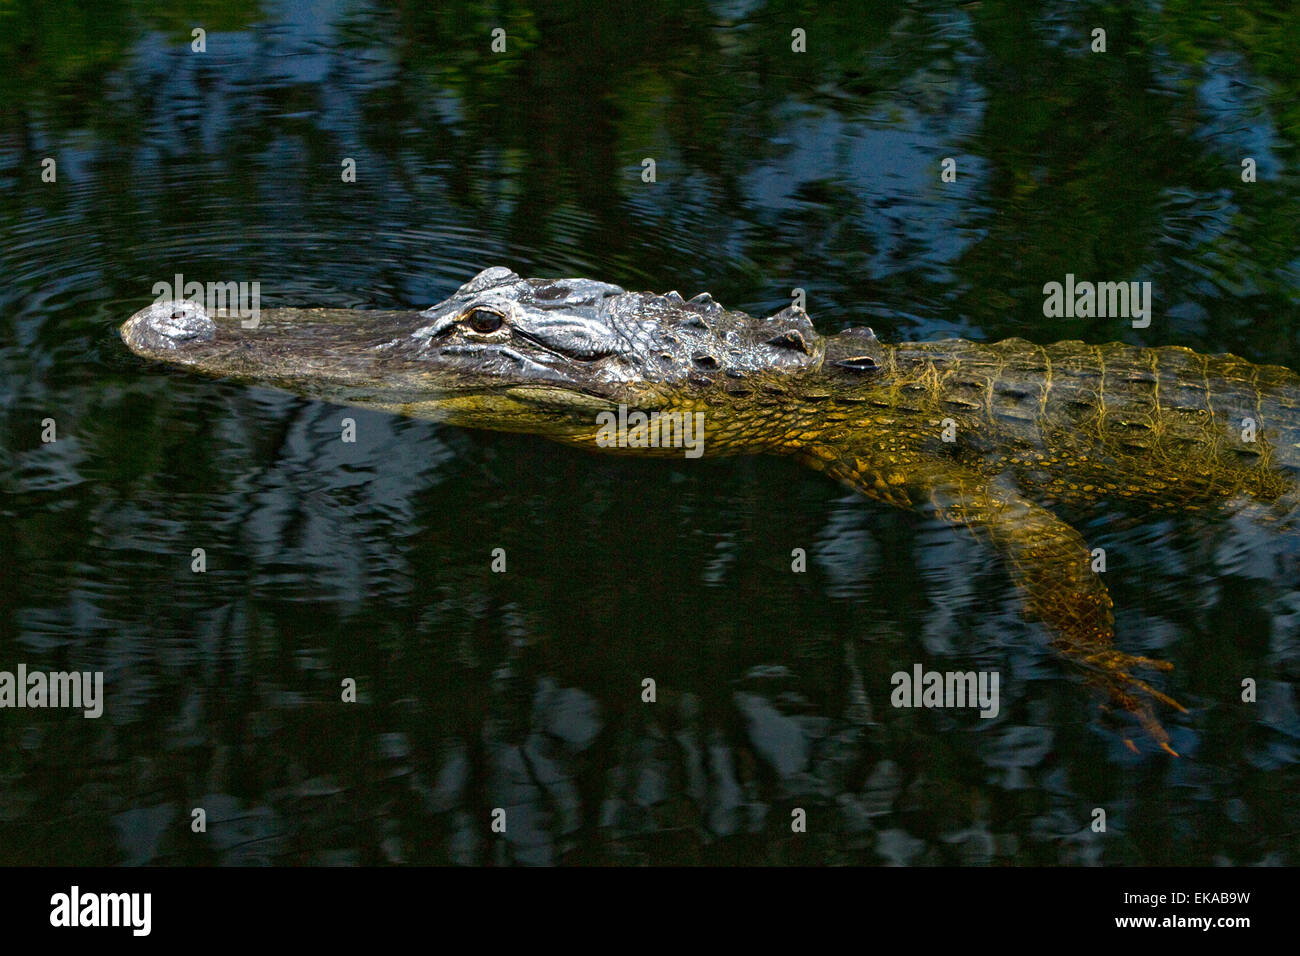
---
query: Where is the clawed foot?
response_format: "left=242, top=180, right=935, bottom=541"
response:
left=1055, top=643, right=1187, bottom=756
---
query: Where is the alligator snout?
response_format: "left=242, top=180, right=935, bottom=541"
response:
left=121, top=300, right=216, bottom=354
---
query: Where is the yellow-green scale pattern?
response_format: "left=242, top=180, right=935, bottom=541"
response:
left=782, top=338, right=1300, bottom=753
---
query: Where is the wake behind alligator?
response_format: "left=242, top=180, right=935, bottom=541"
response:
left=121, top=267, right=1300, bottom=754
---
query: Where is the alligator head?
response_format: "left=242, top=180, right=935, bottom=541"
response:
left=121, top=266, right=865, bottom=453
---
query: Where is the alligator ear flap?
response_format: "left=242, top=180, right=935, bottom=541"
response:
left=833, top=326, right=879, bottom=370
left=835, top=356, right=878, bottom=372
left=765, top=330, right=809, bottom=354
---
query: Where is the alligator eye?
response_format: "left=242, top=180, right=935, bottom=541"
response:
left=464, top=309, right=504, bottom=334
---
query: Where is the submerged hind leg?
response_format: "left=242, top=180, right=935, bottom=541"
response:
left=918, top=470, right=1186, bottom=754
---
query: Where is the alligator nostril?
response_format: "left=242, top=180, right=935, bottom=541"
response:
left=157, top=307, right=213, bottom=340
left=125, top=301, right=216, bottom=351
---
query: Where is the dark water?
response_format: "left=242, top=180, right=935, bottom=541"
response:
left=2, top=0, right=1299, bottom=865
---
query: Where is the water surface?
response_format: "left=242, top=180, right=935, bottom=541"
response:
left=2, top=0, right=1298, bottom=865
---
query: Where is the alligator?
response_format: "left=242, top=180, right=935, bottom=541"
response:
left=120, top=266, right=1300, bottom=754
